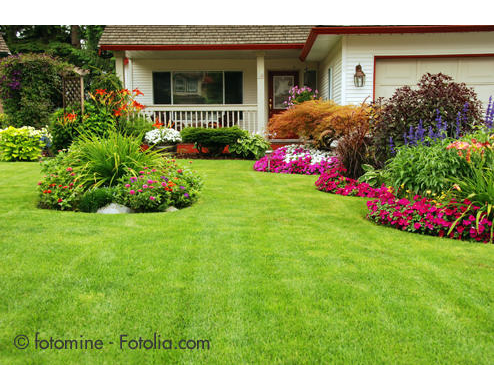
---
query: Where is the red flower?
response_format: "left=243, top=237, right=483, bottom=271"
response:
left=58, top=198, right=63, bottom=203
left=132, top=101, right=145, bottom=110
left=66, top=167, right=73, bottom=172
left=95, top=89, right=107, bottom=95
left=133, top=88, right=144, bottom=96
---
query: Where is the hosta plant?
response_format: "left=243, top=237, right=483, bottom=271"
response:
left=0, top=126, right=51, bottom=161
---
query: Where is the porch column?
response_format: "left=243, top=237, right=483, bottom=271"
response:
left=256, top=53, right=265, bottom=135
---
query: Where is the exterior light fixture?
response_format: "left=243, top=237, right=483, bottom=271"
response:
left=354, top=64, right=366, bottom=87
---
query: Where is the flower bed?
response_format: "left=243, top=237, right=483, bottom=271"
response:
left=254, top=144, right=337, bottom=175
left=366, top=195, right=493, bottom=243
left=315, top=166, right=392, bottom=198
left=315, top=165, right=494, bottom=243
left=37, top=132, right=202, bottom=213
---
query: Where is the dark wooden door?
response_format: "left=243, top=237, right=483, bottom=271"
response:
left=268, top=71, right=299, bottom=118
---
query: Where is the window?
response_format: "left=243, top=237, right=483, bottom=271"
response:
left=153, top=71, right=243, bottom=105
left=153, top=72, right=171, bottom=104
left=303, top=70, right=317, bottom=91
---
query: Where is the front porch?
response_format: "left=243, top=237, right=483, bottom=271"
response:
left=114, top=49, right=318, bottom=135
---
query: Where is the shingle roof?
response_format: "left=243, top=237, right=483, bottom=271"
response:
left=99, top=25, right=313, bottom=47
left=0, top=35, right=9, bottom=54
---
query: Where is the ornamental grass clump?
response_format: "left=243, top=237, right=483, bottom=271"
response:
left=69, top=130, right=163, bottom=188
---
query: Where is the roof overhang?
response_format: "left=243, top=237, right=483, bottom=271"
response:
left=100, top=43, right=305, bottom=51
left=299, top=25, right=494, bottom=61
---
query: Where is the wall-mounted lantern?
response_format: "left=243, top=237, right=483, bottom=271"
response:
left=353, top=64, right=366, bottom=87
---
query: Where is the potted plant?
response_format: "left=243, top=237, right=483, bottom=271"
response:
left=144, top=120, right=182, bottom=152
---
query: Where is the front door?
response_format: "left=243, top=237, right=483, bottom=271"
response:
left=268, top=71, right=299, bottom=118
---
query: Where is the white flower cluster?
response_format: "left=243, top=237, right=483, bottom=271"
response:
left=283, top=144, right=334, bottom=164
left=144, top=128, right=182, bottom=145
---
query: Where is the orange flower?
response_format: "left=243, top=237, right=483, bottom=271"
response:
left=153, top=118, right=164, bottom=128
left=119, top=89, right=130, bottom=96
left=133, top=88, right=144, bottom=96
left=132, top=101, right=145, bottom=110
left=113, top=109, right=123, bottom=117
left=64, top=112, right=77, bottom=121
left=95, top=89, right=107, bottom=96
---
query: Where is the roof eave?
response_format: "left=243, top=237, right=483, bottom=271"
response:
left=299, top=25, right=494, bottom=61
left=99, top=43, right=305, bottom=51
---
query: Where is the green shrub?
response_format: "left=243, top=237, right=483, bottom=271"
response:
left=181, top=126, right=248, bottom=156
left=119, top=116, right=153, bottom=139
left=371, top=73, right=483, bottom=165
left=0, top=53, right=75, bottom=128
left=0, top=113, right=9, bottom=128
left=49, top=102, right=117, bottom=151
left=78, top=187, right=114, bottom=213
left=0, top=126, right=50, bottom=161
left=49, top=107, right=82, bottom=151
left=229, top=134, right=270, bottom=159
left=383, top=138, right=470, bottom=197
left=89, top=72, right=123, bottom=93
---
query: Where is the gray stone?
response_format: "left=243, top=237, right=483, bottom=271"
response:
left=97, top=203, right=133, bottom=214
left=165, top=206, right=179, bottom=212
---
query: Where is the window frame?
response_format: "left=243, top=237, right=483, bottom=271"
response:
left=152, top=70, right=244, bottom=105
left=328, top=68, right=333, bottom=100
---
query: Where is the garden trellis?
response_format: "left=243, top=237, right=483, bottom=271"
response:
left=61, top=67, right=89, bottom=115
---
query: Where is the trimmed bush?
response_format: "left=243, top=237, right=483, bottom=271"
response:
left=181, top=126, right=248, bottom=156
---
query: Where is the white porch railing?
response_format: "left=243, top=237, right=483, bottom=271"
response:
left=139, top=105, right=259, bottom=134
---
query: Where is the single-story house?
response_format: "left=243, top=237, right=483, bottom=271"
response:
left=99, top=25, right=494, bottom=135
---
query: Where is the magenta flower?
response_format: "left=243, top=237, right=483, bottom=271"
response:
left=129, top=190, right=135, bottom=195
left=149, top=196, right=156, bottom=201
left=125, top=184, right=131, bottom=188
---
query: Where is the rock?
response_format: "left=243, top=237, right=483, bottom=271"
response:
left=165, top=206, right=179, bottom=212
left=97, top=203, right=133, bottom=214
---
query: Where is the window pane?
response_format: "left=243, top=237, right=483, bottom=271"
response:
left=273, top=75, right=294, bottom=109
left=304, top=70, right=317, bottom=91
left=172, top=71, right=223, bottom=104
left=153, top=72, right=171, bottom=104
left=225, top=72, right=243, bottom=104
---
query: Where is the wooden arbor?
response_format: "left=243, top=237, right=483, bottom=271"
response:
left=61, top=67, right=90, bottom=114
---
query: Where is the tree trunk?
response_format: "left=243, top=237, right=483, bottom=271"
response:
left=71, top=25, right=80, bottom=48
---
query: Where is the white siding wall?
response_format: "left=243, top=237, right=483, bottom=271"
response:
left=343, top=32, right=494, bottom=105
left=318, top=39, right=342, bottom=104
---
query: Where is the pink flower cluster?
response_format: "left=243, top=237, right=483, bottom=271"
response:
left=253, top=146, right=338, bottom=175
left=367, top=195, right=493, bottom=243
left=315, top=165, right=493, bottom=244
left=315, top=166, right=393, bottom=198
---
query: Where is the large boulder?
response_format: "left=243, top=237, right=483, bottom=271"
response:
left=97, top=203, right=133, bottom=214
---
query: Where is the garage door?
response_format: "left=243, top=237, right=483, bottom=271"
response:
left=375, top=57, right=494, bottom=107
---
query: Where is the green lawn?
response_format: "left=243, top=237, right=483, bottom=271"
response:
left=1, top=160, right=494, bottom=364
